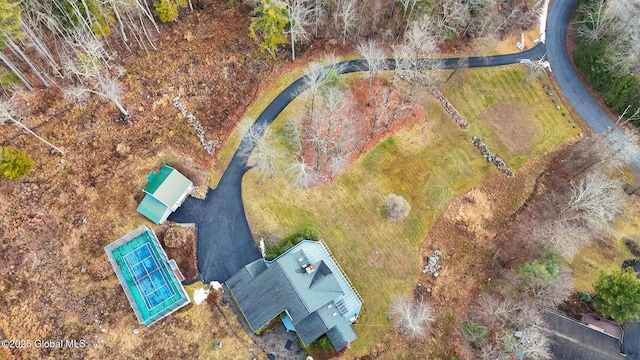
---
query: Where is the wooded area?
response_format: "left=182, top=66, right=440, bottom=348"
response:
left=2, top=0, right=639, bottom=359
left=574, top=0, right=640, bottom=123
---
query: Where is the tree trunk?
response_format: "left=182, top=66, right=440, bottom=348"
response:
left=5, top=38, right=50, bottom=88
left=21, top=23, right=61, bottom=76
left=9, top=118, right=64, bottom=154
left=110, top=0, right=131, bottom=48
left=367, top=71, right=373, bottom=106
left=291, top=31, right=296, bottom=60
left=0, top=52, right=34, bottom=91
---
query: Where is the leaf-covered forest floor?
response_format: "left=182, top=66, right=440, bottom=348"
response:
left=0, top=2, right=290, bottom=359
left=2, top=0, right=636, bottom=359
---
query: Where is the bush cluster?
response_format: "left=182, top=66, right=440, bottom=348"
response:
left=0, top=147, right=33, bottom=179
left=574, top=41, right=640, bottom=121
left=264, top=226, right=320, bottom=260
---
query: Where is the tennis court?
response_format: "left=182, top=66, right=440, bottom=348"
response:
left=105, top=226, right=190, bottom=326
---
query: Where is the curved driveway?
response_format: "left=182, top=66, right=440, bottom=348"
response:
left=546, top=0, right=640, bottom=172
left=546, top=0, right=611, bottom=133
left=170, top=2, right=637, bottom=284
left=169, top=44, right=548, bottom=283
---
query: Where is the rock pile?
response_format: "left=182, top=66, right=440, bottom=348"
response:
left=428, top=87, right=468, bottom=129
left=173, top=96, right=216, bottom=154
left=423, top=249, right=443, bottom=277
left=471, top=136, right=515, bottom=178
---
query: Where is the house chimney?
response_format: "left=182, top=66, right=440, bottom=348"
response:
left=305, top=264, right=315, bottom=274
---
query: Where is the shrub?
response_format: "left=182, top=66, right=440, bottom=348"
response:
left=264, top=226, right=320, bottom=260
left=155, top=0, right=187, bottom=22
left=459, top=322, right=488, bottom=349
left=312, top=335, right=334, bottom=353
left=594, top=268, right=640, bottom=323
left=624, top=238, right=640, bottom=257
left=383, top=194, right=411, bottom=221
left=0, top=147, right=33, bottom=179
left=389, top=296, right=435, bottom=339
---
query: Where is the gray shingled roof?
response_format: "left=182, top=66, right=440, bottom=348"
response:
left=226, top=240, right=361, bottom=351
left=545, top=310, right=625, bottom=360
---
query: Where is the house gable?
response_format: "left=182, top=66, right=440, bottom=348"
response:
left=137, top=165, right=192, bottom=224
left=227, top=240, right=362, bottom=352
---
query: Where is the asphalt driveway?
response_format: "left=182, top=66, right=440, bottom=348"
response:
left=169, top=0, right=637, bottom=284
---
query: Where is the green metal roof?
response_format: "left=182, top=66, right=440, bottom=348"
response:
left=137, top=195, right=173, bottom=224
left=144, top=165, right=172, bottom=194
left=138, top=165, right=192, bottom=224
left=143, top=165, right=192, bottom=209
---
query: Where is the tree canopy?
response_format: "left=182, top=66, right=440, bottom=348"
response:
left=249, top=0, right=289, bottom=57
left=0, top=0, right=22, bottom=48
left=594, top=268, right=640, bottom=323
left=155, top=0, right=188, bottom=23
left=0, top=146, right=33, bottom=179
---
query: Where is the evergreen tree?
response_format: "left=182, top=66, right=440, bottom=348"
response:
left=0, top=0, right=22, bottom=48
left=249, top=0, right=289, bottom=57
left=154, top=0, right=187, bottom=22
left=0, top=146, right=33, bottom=179
left=594, top=269, right=640, bottom=323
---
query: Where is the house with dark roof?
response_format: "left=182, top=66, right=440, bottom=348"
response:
left=136, top=165, right=193, bottom=224
left=545, top=310, right=625, bottom=360
left=226, top=240, right=362, bottom=351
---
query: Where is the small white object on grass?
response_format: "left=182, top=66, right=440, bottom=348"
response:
left=209, top=281, right=223, bottom=291
left=193, top=287, right=210, bottom=305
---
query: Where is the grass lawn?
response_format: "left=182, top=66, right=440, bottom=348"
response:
left=443, top=65, right=581, bottom=169
left=571, top=196, right=640, bottom=292
left=236, top=64, right=580, bottom=356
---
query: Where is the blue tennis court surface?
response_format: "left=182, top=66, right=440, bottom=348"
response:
left=123, top=243, right=177, bottom=310
left=105, top=226, right=190, bottom=326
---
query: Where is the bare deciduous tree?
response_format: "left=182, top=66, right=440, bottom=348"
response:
left=504, top=327, right=552, bottom=360
left=251, top=128, right=282, bottom=180
left=356, top=39, right=386, bottom=106
left=309, top=0, right=326, bottom=38
left=286, top=0, right=311, bottom=60
left=0, top=100, right=64, bottom=154
left=471, top=292, right=518, bottom=329
left=404, top=15, right=438, bottom=56
left=398, top=0, right=419, bottom=23
left=335, top=0, right=357, bottom=47
left=383, top=194, right=411, bottom=221
left=301, top=61, right=329, bottom=121
left=287, top=158, right=317, bottom=189
left=237, top=120, right=269, bottom=158
left=432, top=0, right=470, bottom=42
left=575, top=0, right=612, bottom=43
left=534, top=219, right=591, bottom=259
left=517, top=266, right=574, bottom=308
left=389, top=296, right=435, bottom=339
left=478, top=342, right=508, bottom=360
left=565, top=172, right=626, bottom=230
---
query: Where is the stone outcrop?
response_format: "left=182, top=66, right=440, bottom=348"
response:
left=471, top=136, right=515, bottom=178
left=173, top=96, right=216, bottom=155
left=423, top=249, right=443, bottom=277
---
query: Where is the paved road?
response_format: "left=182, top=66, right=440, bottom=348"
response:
left=169, top=44, right=550, bottom=283
left=545, top=0, right=611, bottom=133
left=546, top=0, right=640, bottom=172
left=170, top=0, right=637, bottom=284
left=623, top=322, right=640, bottom=359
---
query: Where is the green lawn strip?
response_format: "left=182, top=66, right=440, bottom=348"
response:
left=239, top=65, right=576, bottom=355
left=209, top=65, right=309, bottom=188
left=571, top=201, right=640, bottom=292
left=443, top=65, right=581, bottom=169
